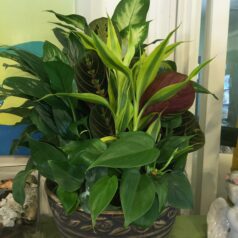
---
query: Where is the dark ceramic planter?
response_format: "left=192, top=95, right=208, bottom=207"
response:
left=45, top=181, right=177, bottom=238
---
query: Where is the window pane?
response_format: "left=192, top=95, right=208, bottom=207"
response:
left=223, top=1, right=238, bottom=128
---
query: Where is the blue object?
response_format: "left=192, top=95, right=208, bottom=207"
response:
left=0, top=41, right=44, bottom=155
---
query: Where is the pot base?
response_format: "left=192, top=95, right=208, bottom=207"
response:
left=46, top=181, right=177, bottom=238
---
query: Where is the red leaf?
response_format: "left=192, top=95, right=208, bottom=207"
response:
left=141, top=72, right=195, bottom=115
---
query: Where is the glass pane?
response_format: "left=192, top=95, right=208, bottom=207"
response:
left=223, top=0, right=238, bottom=128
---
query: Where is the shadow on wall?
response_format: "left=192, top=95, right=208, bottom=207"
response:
left=0, top=41, right=43, bottom=155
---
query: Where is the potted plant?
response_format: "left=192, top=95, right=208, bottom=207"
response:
left=0, top=0, right=216, bottom=237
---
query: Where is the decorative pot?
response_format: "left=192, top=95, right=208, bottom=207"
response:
left=45, top=180, right=177, bottom=238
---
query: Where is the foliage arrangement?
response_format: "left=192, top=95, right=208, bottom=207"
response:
left=0, top=0, right=216, bottom=228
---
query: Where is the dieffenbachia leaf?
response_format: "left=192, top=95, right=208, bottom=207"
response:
left=112, top=0, right=150, bottom=32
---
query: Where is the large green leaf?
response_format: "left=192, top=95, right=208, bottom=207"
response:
left=112, top=0, right=150, bottom=32
left=29, top=139, right=67, bottom=180
left=44, top=61, right=74, bottom=93
left=154, top=176, right=169, bottom=213
left=166, top=172, right=193, bottom=209
left=3, top=77, right=51, bottom=99
left=120, top=169, right=155, bottom=226
left=49, top=160, right=84, bottom=192
left=89, top=132, right=160, bottom=169
left=48, top=10, right=88, bottom=31
left=13, top=169, right=33, bottom=205
left=133, top=196, right=159, bottom=228
left=63, top=139, right=107, bottom=168
left=43, top=41, right=68, bottom=64
left=56, top=186, right=79, bottom=214
left=89, top=175, right=118, bottom=226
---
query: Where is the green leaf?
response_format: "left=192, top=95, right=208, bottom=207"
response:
left=29, top=139, right=67, bottom=180
left=67, top=32, right=86, bottom=62
left=89, top=176, right=118, bottom=226
left=52, top=108, right=73, bottom=137
left=133, top=196, right=159, bottom=228
left=122, top=22, right=150, bottom=49
left=112, top=0, right=150, bottom=32
left=56, top=186, right=79, bottom=214
left=3, top=77, right=51, bottom=99
left=89, top=132, right=160, bottom=169
left=154, top=176, right=169, bottom=213
left=74, top=31, right=95, bottom=50
left=0, top=106, right=32, bottom=118
left=187, top=58, right=214, bottom=81
left=136, top=27, right=179, bottom=99
left=89, top=17, right=109, bottom=42
left=44, top=61, right=74, bottom=93
left=167, top=172, right=193, bottom=209
left=63, top=139, right=107, bottom=168
left=146, top=116, right=161, bottom=142
left=13, top=169, right=33, bottom=205
left=120, top=169, right=155, bottom=226
left=30, top=110, right=55, bottom=136
left=92, top=32, right=131, bottom=79
left=107, top=17, right=121, bottom=58
left=174, top=111, right=205, bottom=152
left=53, top=28, right=69, bottom=49
left=0, top=48, right=48, bottom=81
left=158, top=136, right=191, bottom=164
left=43, top=41, right=68, bottom=64
left=47, top=10, right=87, bottom=31
left=192, top=81, right=218, bottom=99
left=49, top=160, right=84, bottom=192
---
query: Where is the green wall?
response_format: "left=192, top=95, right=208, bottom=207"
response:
left=0, top=0, right=75, bottom=125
